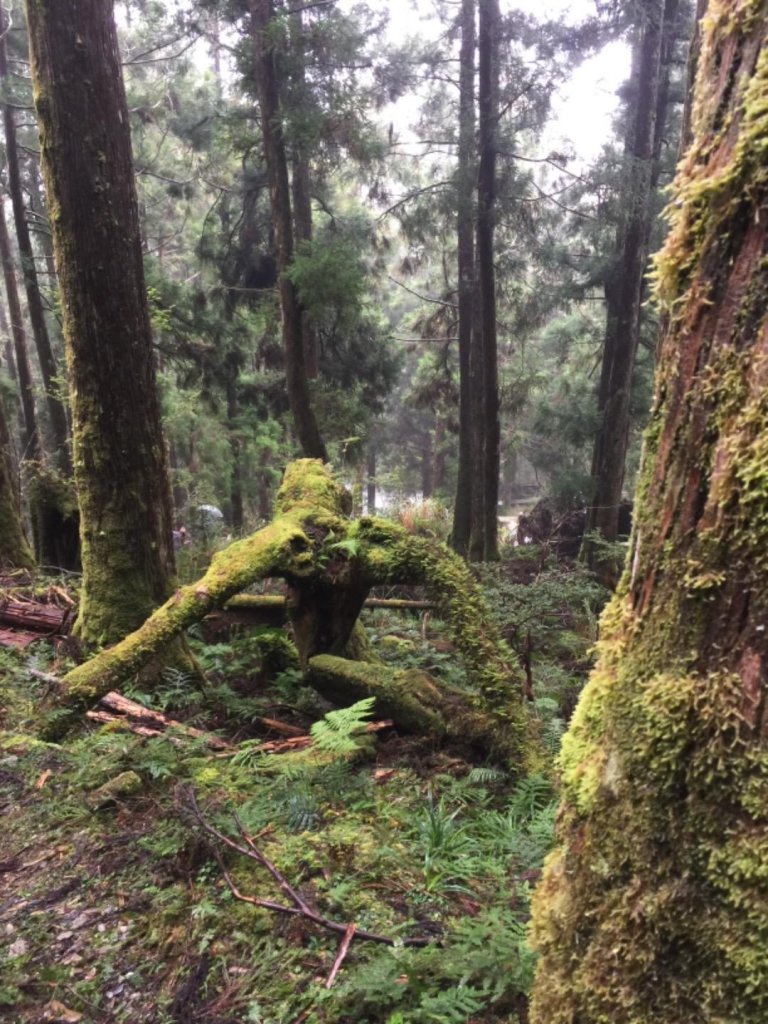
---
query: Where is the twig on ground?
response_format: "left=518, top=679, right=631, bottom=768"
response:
left=325, top=922, right=357, bottom=988
left=182, top=787, right=432, bottom=950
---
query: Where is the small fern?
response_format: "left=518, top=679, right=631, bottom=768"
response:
left=310, top=697, right=375, bottom=754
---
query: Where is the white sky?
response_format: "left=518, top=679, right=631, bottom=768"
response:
left=379, top=0, right=631, bottom=165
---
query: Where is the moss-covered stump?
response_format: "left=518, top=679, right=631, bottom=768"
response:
left=52, top=460, right=536, bottom=771
left=529, top=5, right=768, bottom=1020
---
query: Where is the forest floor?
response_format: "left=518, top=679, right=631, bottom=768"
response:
left=0, top=549, right=606, bottom=1024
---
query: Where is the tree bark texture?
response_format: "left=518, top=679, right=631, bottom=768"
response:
left=583, top=0, right=666, bottom=583
left=250, top=0, right=327, bottom=460
left=0, top=388, right=33, bottom=568
left=26, top=0, right=177, bottom=644
left=530, top=4, right=768, bottom=1019
left=0, top=7, right=69, bottom=472
left=475, top=0, right=500, bottom=561
left=451, top=0, right=476, bottom=556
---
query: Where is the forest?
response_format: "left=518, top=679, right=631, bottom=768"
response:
left=0, top=0, right=766, bottom=1021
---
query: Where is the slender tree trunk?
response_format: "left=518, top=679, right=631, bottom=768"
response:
left=27, top=0, right=178, bottom=645
left=0, top=393, right=33, bottom=569
left=451, top=0, right=476, bottom=556
left=476, top=0, right=500, bottom=561
left=0, top=8, right=69, bottom=473
left=366, top=444, right=376, bottom=513
left=420, top=428, right=433, bottom=499
left=226, top=366, right=244, bottom=532
left=433, top=414, right=446, bottom=494
left=289, top=0, right=319, bottom=380
left=468, top=274, right=485, bottom=561
left=531, top=4, right=768, bottom=1019
left=583, top=0, right=666, bottom=583
left=250, top=0, right=327, bottom=460
left=0, top=199, right=39, bottom=462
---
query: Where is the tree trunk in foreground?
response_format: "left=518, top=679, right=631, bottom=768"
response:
left=250, top=0, right=327, bottom=461
left=530, top=4, right=768, bottom=1020
left=50, top=460, right=538, bottom=774
left=582, top=0, right=666, bottom=584
left=27, top=0, right=177, bottom=645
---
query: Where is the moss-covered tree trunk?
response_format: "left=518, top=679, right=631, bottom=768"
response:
left=530, top=4, right=768, bottom=1020
left=0, top=395, right=33, bottom=569
left=26, top=0, right=177, bottom=644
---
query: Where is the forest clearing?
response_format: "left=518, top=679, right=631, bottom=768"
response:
left=1, top=0, right=766, bottom=1022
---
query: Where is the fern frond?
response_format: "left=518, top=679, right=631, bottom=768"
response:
left=310, top=697, right=376, bottom=754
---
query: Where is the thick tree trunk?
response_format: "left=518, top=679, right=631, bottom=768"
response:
left=250, top=0, right=327, bottom=460
left=530, top=4, right=768, bottom=1020
left=582, top=0, right=666, bottom=583
left=475, top=0, right=500, bottom=561
left=0, top=9, right=69, bottom=473
left=27, top=0, right=177, bottom=644
left=0, top=200, right=39, bottom=462
left=451, top=0, right=476, bottom=556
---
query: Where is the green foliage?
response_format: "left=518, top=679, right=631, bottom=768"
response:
left=310, top=697, right=376, bottom=755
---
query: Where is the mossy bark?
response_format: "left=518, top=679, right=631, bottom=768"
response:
left=530, top=5, right=768, bottom=1020
left=0, top=404, right=34, bottom=569
left=54, top=460, right=537, bottom=771
left=308, top=654, right=525, bottom=763
left=26, top=0, right=177, bottom=645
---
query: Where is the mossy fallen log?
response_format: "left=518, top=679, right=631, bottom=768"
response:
left=50, top=460, right=537, bottom=770
left=307, top=654, right=520, bottom=762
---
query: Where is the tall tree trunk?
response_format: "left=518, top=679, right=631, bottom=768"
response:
left=289, top=0, right=319, bottom=381
left=451, top=0, right=476, bottom=556
left=0, top=199, right=39, bottom=462
left=250, top=0, right=327, bottom=461
left=530, top=4, right=768, bottom=1020
left=0, top=8, right=69, bottom=473
left=27, top=0, right=178, bottom=645
left=475, top=0, right=500, bottom=561
left=582, top=0, right=666, bottom=584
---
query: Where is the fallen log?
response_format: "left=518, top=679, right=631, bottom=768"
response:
left=0, top=596, right=72, bottom=633
left=307, top=654, right=521, bottom=763
left=86, top=691, right=232, bottom=750
left=49, top=460, right=538, bottom=772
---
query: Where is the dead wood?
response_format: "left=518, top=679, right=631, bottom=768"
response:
left=182, top=787, right=433, bottom=951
